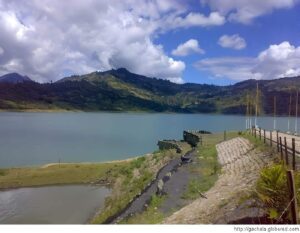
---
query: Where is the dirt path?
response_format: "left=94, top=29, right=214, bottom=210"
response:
left=108, top=149, right=196, bottom=223
left=164, top=137, right=272, bottom=224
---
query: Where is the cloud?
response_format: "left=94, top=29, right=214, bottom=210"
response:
left=195, top=57, right=261, bottom=81
left=0, top=0, right=226, bottom=83
left=201, top=0, right=299, bottom=24
left=164, top=12, right=225, bottom=29
left=254, top=41, right=300, bottom=78
left=172, top=39, right=205, bottom=56
left=195, top=41, right=300, bottom=81
left=218, top=34, right=246, bottom=50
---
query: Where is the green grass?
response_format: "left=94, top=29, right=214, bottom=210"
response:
left=0, top=162, right=130, bottom=189
left=242, top=131, right=278, bottom=155
left=120, top=195, right=165, bottom=224
left=91, top=145, right=191, bottom=224
left=182, top=131, right=239, bottom=200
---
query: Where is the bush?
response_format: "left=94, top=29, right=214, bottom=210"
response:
left=130, top=157, right=146, bottom=169
left=255, top=164, right=289, bottom=219
left=0, top=169, right=6, bottom=176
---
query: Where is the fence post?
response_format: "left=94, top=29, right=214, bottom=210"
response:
left=277, top=131, right=279, bottom=152
left=270, top=131, right=272, bottom=146
left=259, top=128, right=262, bottom=140
left=255, top=128, right=257, bottom=138
left=292, top=138, right=296, bottom=170
left=264, top=129, right=266, bottom=144
left=285, top=137, right=289, bottom=166
left=279, top=137, right=283, bottom=160
left=286, top=170, right=298, bottom=224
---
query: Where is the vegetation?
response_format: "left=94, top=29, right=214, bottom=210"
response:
left=241, top=131, right=300, bottom=223
left=91, top=142, right=191, bottom=223
left=0, top=162, right=130, bottom=189
left=120, top=195, right=166, bottom=224
left=255, top=164, right=290, bottom=219
left=182, top=132, right=238, bottom=200
left=1, top=68, right=300, bottom=114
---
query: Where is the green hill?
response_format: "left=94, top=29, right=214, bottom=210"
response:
left=0, top=68, right=299, bottom=115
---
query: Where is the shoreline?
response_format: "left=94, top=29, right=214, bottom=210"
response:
left=0, top=109, right=293, bottom=117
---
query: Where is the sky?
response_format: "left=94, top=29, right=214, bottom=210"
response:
left=0, top=0, right=300, bottom=85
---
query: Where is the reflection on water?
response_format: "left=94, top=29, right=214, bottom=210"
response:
left=0, top=185, right=110, bottom=224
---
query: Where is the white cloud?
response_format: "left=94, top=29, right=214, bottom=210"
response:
left=0, top=0, right=226, bottom=83
left=195, top=41, right=300, bottom=81
left=218, top=34, right=246, bottom=50
left=201, top=0, right=299, bottom=24
left=254, top=41, right=300, bottom=78
left=166, top=12, right=225, bottom=29
left=195, top=57, right=261, bottom=81
left=172, top=39, right=205, bottom=56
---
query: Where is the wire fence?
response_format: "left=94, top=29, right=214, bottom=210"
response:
left=251, top=127, right=300, bottom=171
left=250, top=126, right=299, bottom=224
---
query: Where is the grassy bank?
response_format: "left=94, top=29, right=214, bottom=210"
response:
left=91, top=142, right=191, bottom=223
left=182, top=132, right=239, bottom=200
left=0, top=141, right=191, bottom=224
left=240, top=131, right=300, bottom=223
left=118, top=131, right=239, bottom=224
left=0, top=162, right=131, bottom=190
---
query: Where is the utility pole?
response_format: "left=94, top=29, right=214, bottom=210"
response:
left=288, top=93, right=292, bottom=133
left=249, top=98, right=252, bottom=128
left=246, top=94, right=249, bottom=129
left=295, top=92, right=298, bottom=135
left=255, top=82, right=258, bottom=128
left=273, top=96, right=276, bottom=131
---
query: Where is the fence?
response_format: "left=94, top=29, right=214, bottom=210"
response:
left=250, top=126, right=299, bottom=224
left=251, top=127, right=300, bottom=171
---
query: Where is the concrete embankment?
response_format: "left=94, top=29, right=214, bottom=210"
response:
left=164, top=137, right=273, bottom=224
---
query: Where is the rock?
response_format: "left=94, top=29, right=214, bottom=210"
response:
left=156, top=179, right=164, bottom=195
left=166, top=172, right=172, bottom=178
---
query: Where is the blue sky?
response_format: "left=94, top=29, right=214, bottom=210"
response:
left=156, top=1, right=300, bottom=84
left=0, top=0, right=300, bottom=85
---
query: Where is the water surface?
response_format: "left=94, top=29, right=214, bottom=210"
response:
left=0, top=112, right=297, bottom=167
left=0, top=185, right=110, bottom=224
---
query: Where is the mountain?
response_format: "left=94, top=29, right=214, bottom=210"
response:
left=0, top=73, right=33, bottom=84
left=0, top=68, right=299, bottom=115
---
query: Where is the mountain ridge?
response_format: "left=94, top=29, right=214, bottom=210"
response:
left=0, top=73, right=33, bottom=84
left=0, top=68, right=299, bottom=115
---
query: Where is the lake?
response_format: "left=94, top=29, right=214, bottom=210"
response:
left=0, top=185, right=110, bottom=224
left=0, top=112, right=297, bottom=168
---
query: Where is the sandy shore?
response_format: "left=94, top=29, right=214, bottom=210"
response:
left=41, top=154, right=153, bottom=168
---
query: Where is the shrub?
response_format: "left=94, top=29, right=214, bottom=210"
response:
left=255, top=164, right=289, bottom=219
